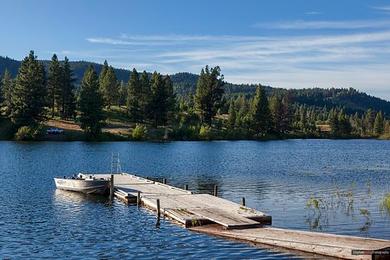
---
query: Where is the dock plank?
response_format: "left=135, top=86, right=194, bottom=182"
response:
left=190, top=225, right=390, bottom=260
left=188, top=207, right=262, bottom=229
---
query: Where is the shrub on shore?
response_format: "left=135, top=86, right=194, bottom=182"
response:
left=15, top=125, right=43, bottom=141
left=132, top=124, right=148, bottom=140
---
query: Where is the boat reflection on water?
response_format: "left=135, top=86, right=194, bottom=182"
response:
left=53, top=189, right=110, bottom=205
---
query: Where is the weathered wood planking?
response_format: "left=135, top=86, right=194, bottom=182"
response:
left=190, top=225, right=390, bottom=260
left=90, top=173, right=271, bottom=228
left=188, top=207, right=262, bottom=229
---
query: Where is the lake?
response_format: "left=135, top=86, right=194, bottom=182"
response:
left=0, top=139, right=389, bottom=259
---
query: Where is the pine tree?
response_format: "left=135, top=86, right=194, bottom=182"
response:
left=77, top=66, right=105, bottom=138
left=164, top=75, right=176, bottom=123
left=1, top=69, right=13, bottom=116
left=250, top=86, right=271, bottom=136
left=329, top=109, right=339, bottom=136
left=194, top=66, right=224, bottom=125
left=0, top=73, right=3, bottom=105
left=118, top=81, right=128, bottom=107
left=374, top=111, right=384, bottom=135
left=351, top=112, right=362, bottom=135
left=47, top=54, right=63, bottom=117
left=61, top=57, right=76, bottom=119
left=363, top=109, right=375, bottom=135
left=100, top=66, right=119, bottom=108
left=150, top=72, right=166, bottom=126
left=269, top=95, right=283, bottom=134
left=10, top=51, right=46, bottom=126
left=139, top=71, right=151, bottom=120
left=127, top=68, right=142, bottom=122
left=227, top=99, right=236, bottom=129
left=99, top=60, right=109, bottom=88
left=338, top=110, right=352, bottom=136
left=235, top=95, right=249, bottom=128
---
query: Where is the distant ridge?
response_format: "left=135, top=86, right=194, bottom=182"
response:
left=1, top=55, right=389, bottom=116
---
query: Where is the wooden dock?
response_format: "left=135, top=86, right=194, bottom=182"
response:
left=88, top=173, right=389, bottom=260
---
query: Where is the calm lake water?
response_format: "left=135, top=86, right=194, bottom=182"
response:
left=0, top=139, right=389, bottom=259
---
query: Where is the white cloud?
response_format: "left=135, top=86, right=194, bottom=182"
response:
left=80, top=31, right=390, bottom=100
left=305, top=11, right=321, bottom=15
left=372, top=5, right=390, bottom=13
left=253, top=19, right=390, bottom=30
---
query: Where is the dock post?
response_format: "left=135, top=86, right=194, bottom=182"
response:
left=163, top=178, right=167, bottom=184
left=241, top=197, right=246, bottom=206
left=137, top=191, right=141, bottom=207
left=109, top=174, right=114, bottom=201
left=156, top=199, right=161, bottom=227
left=184, top=184, right=188, bottom=190
left=213, top=185, right=218, bottom=197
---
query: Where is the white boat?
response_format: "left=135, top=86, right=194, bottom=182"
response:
left=54, top=174, right=110, bottom=195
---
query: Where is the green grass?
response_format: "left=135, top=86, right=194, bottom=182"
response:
left=104, top=106, right=128, bottom=123
left=379, top=133, right=390, bottom=140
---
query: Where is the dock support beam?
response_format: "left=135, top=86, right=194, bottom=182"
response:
left=156, top=199, right=161, bottom=227
left=241, top=197, right=246, bottom=206
left=214, top=185, right=218, bottom=197
left=137, top=191, right=141, bottom=207
left=109, top=174, right=114, bottom=201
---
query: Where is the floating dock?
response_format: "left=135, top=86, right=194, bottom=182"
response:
left=87, top=173, right=389, bottom=260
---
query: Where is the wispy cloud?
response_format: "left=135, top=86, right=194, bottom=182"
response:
left=305, top=11, right=321, bottom=15
left=80, top=30, right=390, bottom=100
left=253, top=19, right=390, bottom=30
left=371, top=5, right=390, bottom=13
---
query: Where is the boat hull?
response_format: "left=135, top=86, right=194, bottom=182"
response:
left=54, top=178, right=109, bottom=195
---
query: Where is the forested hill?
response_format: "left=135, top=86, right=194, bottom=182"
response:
left=0, top=56, right=130, bottom=84
left=1, top=55, right=390, bottom=115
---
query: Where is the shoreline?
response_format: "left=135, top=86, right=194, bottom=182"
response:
left=0, top=136, right=384, bottom=142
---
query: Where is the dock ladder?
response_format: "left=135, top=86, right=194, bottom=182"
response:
left=111, top=152, right=122, bottom=174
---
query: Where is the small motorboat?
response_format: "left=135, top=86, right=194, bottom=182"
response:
left=54, top=173, right=110, bottom=195
left=47, top=128, right=64, bottom=135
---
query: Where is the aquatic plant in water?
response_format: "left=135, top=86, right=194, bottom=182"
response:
left=380, top=193, right=390, bottom=215
left=304, top=183, right=375, bottom=232
left=359, top=208, right=372, bottom=232
left=305, top=196, right=328, bottom=230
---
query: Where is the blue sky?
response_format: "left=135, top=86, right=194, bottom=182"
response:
left=2, top=0, right=390, bottom=100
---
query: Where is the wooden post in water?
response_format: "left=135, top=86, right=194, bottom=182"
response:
left=109, top=174, right=114, bottom=201
left=241, top=197, right=246, bottom=206
left=184, top=184, right=188, bottom=190
left=213, top=185, right=218, bottom=197
left=163, top=178, right=167, bottom=184
left=137, top=191, right=141, bottom=207
left=156, top=199, right=161, bottom=227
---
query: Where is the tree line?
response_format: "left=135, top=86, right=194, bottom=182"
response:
left=0, top=51, right=389, bottom=140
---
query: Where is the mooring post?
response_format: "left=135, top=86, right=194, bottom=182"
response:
left=184, top=184, right=188, bottom=190
left=156, top=199, right=161, bottom=227
left=137, top=191, right=141, bottom=207
left=109, top=174, right=114, bottom=201
left=163, top=178, right=167, bottom=184
left=241, top=197, right=246, bottom=206
left=214, top=185, right=218, bottom=197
